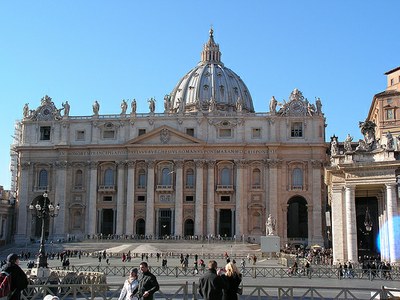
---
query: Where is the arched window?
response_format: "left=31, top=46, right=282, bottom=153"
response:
left=38, top=169, right=48, bottom=188
left=292, top=168, right=303, bottom=189
left=75, top=170, right=83, bottom=187
left=104, top=168, right=114, bottom=186
left=252, top=168, right=261, bottom=187
left=138, top=169, right=146, bottom=188
left=186, top=169, right=194, bottom=188
left=221, top=168, right=231, bottom=185
left=161, top=167, right=172, bottom=185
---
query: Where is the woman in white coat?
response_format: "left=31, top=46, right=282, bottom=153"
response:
left=118, top=268, right=139, bottom=300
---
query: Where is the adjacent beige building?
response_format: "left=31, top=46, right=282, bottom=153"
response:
left=12, top=29, right=328, bottom=248
left=325, top=67, right=400, bottom=264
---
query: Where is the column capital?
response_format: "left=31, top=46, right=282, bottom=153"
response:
left=266, top=159, right=282, bottom=168
left=195, top=160, right=205, bottom=168
left=55, top=161, right=68, bottom=169
left=146, top=160, right=155, bottom=168
left=207, top=160, right=216, bottom=168
left=235, top=160, right=247, bottom=169
left=88, top=161, right=98, bottom=169
left=175, top=160, right=184, bottom=168
left=21, top=161, right=31, bottom=170
left=117, top=161, right=126, bottom=168
left=127, top=160, right=136, bottom=168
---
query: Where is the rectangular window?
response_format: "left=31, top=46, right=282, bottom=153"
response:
left=185, top=195, right=194, bottom=202
left=137, top=195, right=145, bottom=202
left=386, top=109, right=394, bottom=120
left=76, top=130, right=85, bottom=141
left=138, top=129, right=146, bottom=136
left=186, top=128, right=195, bottom=136
left=291, top=122, right=303, bottom=137
left=391, top=78, right=394, bottom=86
left=103, top=196, right=112, bottom=202
left=40, top=126, right=51, bottom=140
left=221, top=196, right=230, bottom=202
left=219, top=128, right=232, bottom=138
left=252, top=128, right=261, bottom=139
left=103, top=130, right=115, bottom=139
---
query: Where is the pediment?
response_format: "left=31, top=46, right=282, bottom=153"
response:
left=126, top=125, right=204, bottom=145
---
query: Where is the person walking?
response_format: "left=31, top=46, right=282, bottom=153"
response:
left=220, top=262, right=242, bottom=300
left=198, top=260, right=226, bottom=300
left=118, top=268, right=139, bottom=300
left=2, top=253, right=29, bottom=300
left=137, top=262, right=159, bottom=300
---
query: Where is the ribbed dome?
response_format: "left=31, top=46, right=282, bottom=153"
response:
left=167, top=28, right=254, bottom=114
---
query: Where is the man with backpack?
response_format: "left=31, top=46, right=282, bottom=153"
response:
left=2, top=253, right=29, bottom=300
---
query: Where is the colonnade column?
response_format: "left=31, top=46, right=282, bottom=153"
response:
left=331, top=186, right=345, bottom=263
left=54, top=161, right=67, bottom=237
left=174, top=161, right=184, bottom=236
left=87, top=161, right=98, bottom=236
left=145, top=161, right=155, bottom=236
left=345, top=185, right=357, bottom=262
left=386, top=183, right=399, bottom=263
left=15, top=162, right=31, bottom=243
left=268, top=160, right=280, bottom=233
left=207, top=161, right=216, bottom=236
left=125, top=161, right=136, bottom=236
left=116, top=161, right=125, bottom=235
left=194, top=160, right=204, bottom=236
left=235, top=160, right=245, bottom=237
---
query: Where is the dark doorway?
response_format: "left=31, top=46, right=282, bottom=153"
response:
left=101, top=209, right=114, bottom=235
left=219, top=209, right=233, bottom=237
left=159, top=209, right=172, bottom=237
left=184, top=219, right=194, bottom=236
left=356, top=197, right=379, bottom=258
left=136, top=219, right=145, bottom=236
left=287, top=197, right=308, bottom=239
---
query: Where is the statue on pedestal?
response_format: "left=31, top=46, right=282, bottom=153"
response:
left=266, top=214, right=276, bottom=236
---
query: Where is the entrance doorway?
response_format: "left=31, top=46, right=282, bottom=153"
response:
left=219, top=209, right=233, bottom=237
left=184, top=219, right=194, bottom=236
left=159, top=209, right=172, bottom=237
left=101, top=209, right=114, bottom=235
left=287, top=197, right=308, bottom=239
left=136, top=219, right=145, bottom=236
left=356, top=197, right=378, bottom=258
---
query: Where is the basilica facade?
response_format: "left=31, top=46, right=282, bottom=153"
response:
left=12, top=29, right=327, bottom=248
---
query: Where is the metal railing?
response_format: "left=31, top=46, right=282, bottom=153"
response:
left=21, top=282, right=400, bottom=300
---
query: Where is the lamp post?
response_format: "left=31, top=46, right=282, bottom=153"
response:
left=29, top=191, right=60, bottom=276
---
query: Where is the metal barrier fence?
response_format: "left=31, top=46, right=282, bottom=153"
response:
left=21, top=282, right=400, bottom=300
left=52, top=265, right=400, bottom=281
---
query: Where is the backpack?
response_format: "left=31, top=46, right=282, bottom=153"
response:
left=0, top=271, right=12, bottom=299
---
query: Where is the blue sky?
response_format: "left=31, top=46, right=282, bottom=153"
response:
left=1, top=1, right=399, bottom=190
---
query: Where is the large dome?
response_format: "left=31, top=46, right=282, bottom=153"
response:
left=167, top=29, right=254, bottom=114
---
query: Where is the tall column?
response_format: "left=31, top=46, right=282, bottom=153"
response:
left=174, top=161, right=184, bottom=236
left=145, top=161, right=155, bottom=236
left=125, top=161, right=135, bottom=236
left=235, top=160, right=246, bottom=237
left=54, top=161, right=67, bottom=237
left=15, top=162, right=31, bottom=244
left=87, top=162, right=98, bottom=236
left=311, top=160, right=323, bottom=245
left=207, top=161, right=216, bottom=236
left=386, top=183, right=399, bottom=263
left=268, top=160, right=280, bottom=230
left=195, top=160, right=204, bottom=236
left=345, top=185, right=357, bottom=262
left=331, top=186, right=345, bottom=263
left=116, top=161, right=126, bottom=235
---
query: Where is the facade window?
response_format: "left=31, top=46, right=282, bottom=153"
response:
left=292, top=168, right=303, bottom=189
left=75, top=170, right=83, bottom=187
left=252, top=128, right=261, bottom=139
left=137, top=195, right=145, bottom=202
left=386, top=109, right=394, bottom=120
left=76, top=130, right=85, bottom=141
left=40, top=126, right=51, bottom=140
left=161, top=168, right=172, bottom=185
left=186, top=128, right=195, bottom=136
left=103, top=130, right=115, bottom=139
left=252, top=168, right=261, bottom=188
left=138, top=129, right=146, bottom=136
left=38, top=169, right=48, bottom=188
left=104, top=168, right=114, bottom=186
left=138, top=169, right=146, bottom=188
left=221, top=195, right=230, bottom=202
left=291, top=122, right=303, bottom=137
left=221, top=168, right=231, bottom=185
left=387, top=98, right=393, bottom=105
left=185, top=169, right=195, bottom=188
left=185, top=195, right=194, bottom=202
left=103, top=196, right=112, bottom=202
left=219, top=128, right=232, bottom=138
left=391, top=78, right=394, bottom=86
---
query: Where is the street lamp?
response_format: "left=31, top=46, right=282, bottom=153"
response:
left=29, top=191, right=60, bottom=275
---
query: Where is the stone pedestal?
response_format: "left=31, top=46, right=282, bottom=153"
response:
left=261, top=235, right=280, bottom=253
